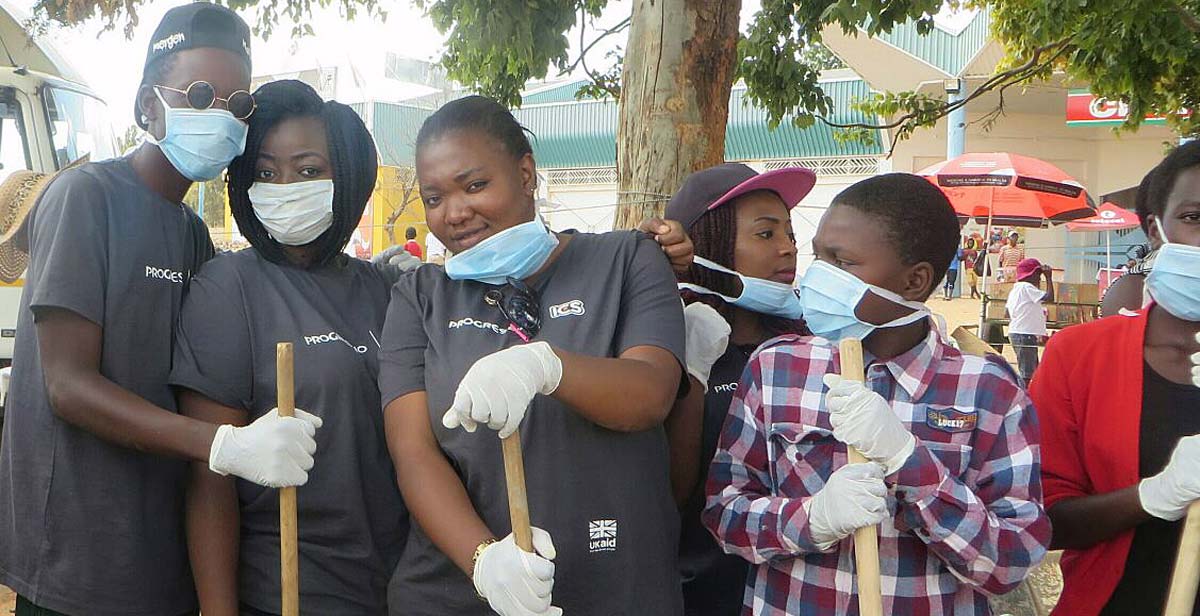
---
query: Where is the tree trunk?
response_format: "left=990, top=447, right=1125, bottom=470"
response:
left=613, top=0, right=741, bottom=229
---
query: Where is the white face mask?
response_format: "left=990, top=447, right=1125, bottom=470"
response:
left=249, top=179, right=335, bottom=246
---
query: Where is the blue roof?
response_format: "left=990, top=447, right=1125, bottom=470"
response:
left=359, top=77, right=883, bottom=168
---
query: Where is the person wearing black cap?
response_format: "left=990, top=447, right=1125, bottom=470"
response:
left=661, top=163, right=814, bottom=616
left=0, top=6, right=321, bottom=616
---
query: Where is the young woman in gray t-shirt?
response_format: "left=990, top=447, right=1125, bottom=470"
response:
left=379, top=96, right=689, bottom=616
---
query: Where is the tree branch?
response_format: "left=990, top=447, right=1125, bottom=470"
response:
left=815, top=38, right=1074, bottom=155
left=1174, top=2, right=1200, bottom=33
left=562, top=14, right=631, bottom=75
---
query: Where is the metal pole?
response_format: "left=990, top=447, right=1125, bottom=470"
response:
left=197, top=180, right=206, bottom=220
left=947, top=80, right=967, bottom=160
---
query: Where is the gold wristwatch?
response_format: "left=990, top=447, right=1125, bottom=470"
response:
left=471, top=537, right=499, bottom=601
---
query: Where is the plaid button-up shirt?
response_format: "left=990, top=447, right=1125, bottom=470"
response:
left=703, top=330, right=1050, bottom=615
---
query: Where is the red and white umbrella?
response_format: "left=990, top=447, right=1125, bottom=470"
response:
left=918, top=152, right=1096, bottom=227
left=1065, top=202, right=1140, bottom=270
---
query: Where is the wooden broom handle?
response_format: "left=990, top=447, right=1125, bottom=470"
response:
left=277, top=343, right=300, bottom=616
left=1164, top=501, right=1200, bottom=615
left=839, top=338, right=884, bottom=616
left=502, top=433, right=534, bottom=551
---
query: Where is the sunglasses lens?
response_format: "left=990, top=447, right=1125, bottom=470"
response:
left=228, top=91, right=256, bottom=120
left=185, top=81, right=216, bottom=110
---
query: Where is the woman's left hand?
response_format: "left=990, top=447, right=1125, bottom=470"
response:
left=443, top=342, right=564, bottom=438
left=638, top=217, right=694, bottom=274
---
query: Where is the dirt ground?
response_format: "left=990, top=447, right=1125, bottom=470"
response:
left=0, top=300, right=1054, bottom=615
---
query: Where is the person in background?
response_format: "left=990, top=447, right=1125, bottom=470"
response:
left=1101, top=173, right=1159, bottom=317
left=1034, top=140, right=1200, bottom=616
left=425, top=228, right=447, bottom=264
left=175, top=80, right=406, bottom=616
left=0, top=7, right=320, bottom=616
left=661, top=163, right=814, bottom=616
left=704, top=173, right=1049, bottom=615
left=963, top=236, right=981, bottom=299
left=1005, top=258, right=1055, bottom=387
left=998, top=231, right=1025, bottom=281
left=380, top=95, right=687, bottom=616
left=943, top=244, right=963, bottom=300
left=403, top=226, right=423, bottom=259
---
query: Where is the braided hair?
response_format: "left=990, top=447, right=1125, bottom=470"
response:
left=679, top=193, right=806, bottom=337
left=227, top=79, right=378, bottom=268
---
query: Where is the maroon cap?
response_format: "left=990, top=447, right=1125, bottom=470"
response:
left=665, top=163, right=816, bottom=231
left=1016, top=258, right=1043, bottom=281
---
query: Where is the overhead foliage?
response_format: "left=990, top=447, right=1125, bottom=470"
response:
left=29, top=0, right=1200, bottom=150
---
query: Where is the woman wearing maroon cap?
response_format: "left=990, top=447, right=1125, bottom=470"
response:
left=662, top=163, right=814, bottom=616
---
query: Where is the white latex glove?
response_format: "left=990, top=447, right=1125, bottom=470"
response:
left=1139, top=434, right=1200, bottom=520
left=208, top=408, right=323, bottom=488
left=474, top=528, right=563, bottom=616
left=443, top=341, right=563, bottom=438
left=823, top=374, right=916, bottom=475
left=683, top=302, right=731, bottom=390
left=806, top=462, right=889, bottom=550
left=1190, top=332, right=1200, bottom=388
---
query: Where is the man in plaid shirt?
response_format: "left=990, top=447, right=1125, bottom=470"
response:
left=703, top=174, right=1050, bottom=615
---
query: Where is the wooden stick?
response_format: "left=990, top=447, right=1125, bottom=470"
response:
left=1164, top=501, right=1200, bottom=616
left=839, top=338, right=885, bottom=616
left=276, top=343, right=300, bottom=616
left=501, top=433, right=534, bottom=551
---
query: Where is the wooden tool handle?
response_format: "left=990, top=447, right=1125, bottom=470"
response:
left=502, top=433, right=534, bottom=551
left=839, top=338, right=884, bottom=616
left=1165, top=501, right=1200, bottom=616
left=277, top=343, right=300, bottom=616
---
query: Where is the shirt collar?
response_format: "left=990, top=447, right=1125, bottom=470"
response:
left=864, top=326, right=946, bottom=400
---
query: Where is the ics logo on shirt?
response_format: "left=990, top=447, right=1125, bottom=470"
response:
left=588, top=519, right=617, bottom=553
left=548, top=299, right=586, bottom=320
left=145, top=265, right=186, bottom=284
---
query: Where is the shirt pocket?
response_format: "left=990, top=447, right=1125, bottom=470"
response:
left=767, top=422, right=839, bottom=496
left=920, top=441, right=974, bottom=479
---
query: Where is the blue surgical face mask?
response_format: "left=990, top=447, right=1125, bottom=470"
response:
left=1146, top=218, right=1200, bottom=321
left=678, top=256, right=803, bottom=319
left=147, top=88, right=248, bottom=182
left=798, top=261, right=929, bottom=342
left=444, top=216, right=559, bottom=285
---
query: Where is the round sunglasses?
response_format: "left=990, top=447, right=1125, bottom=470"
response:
left=153, top=81, right=256, bottom=120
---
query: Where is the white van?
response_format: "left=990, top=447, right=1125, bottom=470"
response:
left=0, top=2, right=119, bottom=367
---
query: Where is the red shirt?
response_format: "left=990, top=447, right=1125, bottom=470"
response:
left=403, top=239, right=422, bottom=259
left=1030, top=309, right=1148, bottom=615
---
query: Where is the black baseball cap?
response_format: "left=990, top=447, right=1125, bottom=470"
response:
left=665, top=163, right=816, bottom=231
left=136, top=3, right=253, bottom=128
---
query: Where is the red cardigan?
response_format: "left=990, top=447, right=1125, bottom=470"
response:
left=1030, top=309, right=1148, bottom=616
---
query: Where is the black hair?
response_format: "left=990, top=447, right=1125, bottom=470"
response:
left=680, top=192, right=806, bottom=337
left=135, top=54, right=179, bottom=130
left=831, top=173, right=961, bottom=297
left=227, top=79, right=378, bottom=268
left=415, top=95, right=533, bottom=160
left=1140, top=140, right=1200, bottom=234
left=405, top=226, right=417, bottom=240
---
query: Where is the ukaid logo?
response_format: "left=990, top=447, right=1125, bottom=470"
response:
left=588, top=519, right=617, bottom=553
left=548, top=299, right=585, bottom=319
left=145, top=265, right=185, bottom=284
left=152, top=32, right=186, bottom=52
left=447, top=317, right=507, bottom=335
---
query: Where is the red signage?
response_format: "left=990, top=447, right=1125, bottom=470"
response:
left=1066, top=89, right=1189, bottom=126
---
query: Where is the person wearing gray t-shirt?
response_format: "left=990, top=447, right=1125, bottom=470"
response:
left=380, top=96, right=687, bottom=616
left=172, top=80, right=406, bottom=616
left=0, top=7, right=321, bottom=616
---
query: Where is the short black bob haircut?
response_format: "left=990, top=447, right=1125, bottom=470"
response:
left=227, top=79, right=378, bottom=268
left=1138, top=140, right=1200, bottom=235
left=829, top=173, right=961, bottom=297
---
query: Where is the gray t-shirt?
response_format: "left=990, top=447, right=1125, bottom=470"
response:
left=379, top=231, right=686, bottom=616
left=170, top=249, right=408, bottom=615
left=0, top=157, right=214, bottom=616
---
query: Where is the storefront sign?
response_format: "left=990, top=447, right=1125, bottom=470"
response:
left=1066, top=89, right=1189, bottom=126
